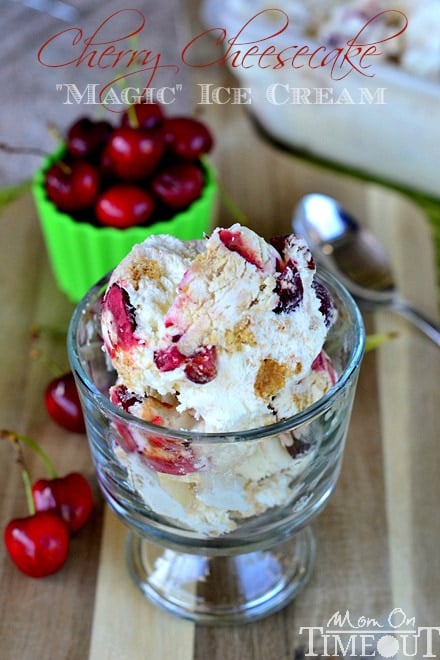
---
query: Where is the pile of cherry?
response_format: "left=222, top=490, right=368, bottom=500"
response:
left=45, top=102, right=214, bottom=228
left=2, top=325, right=92, bottom=578
left=2, top=429, right=93, bottom=578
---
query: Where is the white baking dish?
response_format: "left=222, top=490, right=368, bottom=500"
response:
left=201, top=1, right=440, bottom=198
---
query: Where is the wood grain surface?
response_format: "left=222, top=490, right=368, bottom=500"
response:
left=1, top=2, right=439, bottom=659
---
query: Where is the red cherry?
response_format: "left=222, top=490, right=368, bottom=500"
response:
left=311, top=350, right=337, bottom=386
left=153, top=344, right=217, bottom=383
left=219, top=228, right=264, bottom=269
left=140, top=433, right=200, bottom=476
left=151, top=162, right=204, bottom=209
left=273, top=259, right=304, bottom=315
left=109, top=385, right=140, bottom=452
left=96, top=184, right=155, bottom=228
left=120, top=102, right=164, bottom=130
left=99, top=146, right=115, bottom=180
left=153, top=345, right=185, bottom=372
left=312, top=280, right=335, bottom=328
left=45, top=160, right=100, bottom=212
left=67, top=117, right=113, bottom=159
left=4, top=511, right=69, bottom=578
left=184, top=345, right=217, bottom=384
left=107, top=388, right=200, bottom=475
left=45, top=372, right=86, bottom=434
left=110, top=384, right=142, bottom=413
left=164, top=117, right=214, bottom=160
left=102, top=283, right=138, bottom=352
left=32, top=473, right=93, bottom=535
left=102, top=126, right=165, bottom=181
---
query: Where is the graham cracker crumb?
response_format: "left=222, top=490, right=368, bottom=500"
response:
left=294, top=361, right=302, bottom=375
left=130, top=259, right=162, bottom=289
left=224, top=319, right=257, bottom=351
left=254, top=359, right=289, bottom=400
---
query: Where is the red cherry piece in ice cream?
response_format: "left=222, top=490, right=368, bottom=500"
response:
left=67, top=117, right=113, bottom=159
left=32, top=473, right=93, bottom=535
left=218, top=229, right=263, bottom=269
left=4, top=511, right=69, bottom=578
left=270, top=234, right=289, bottom=258
left=271, top=235, right=316, bottom=272
left=45, top=160, right=100, bottom=212
left=44, top=372, right=86, bottom=433
left=312, top=350, right=337, bottom=385
left=109, top=386, right=139, bottom=453
left=151, top=162, right=204, bottom=209
left=96, top=184, right=155, bottom=228
left=312, top=280, right=335, bottom=328
left=103, top=283, right=138, bottom=350
left=273, top=259, right=304, bottom=314
left=121, top=102, right=164, bottom=130
left=164, top=116, right=213, bottom=160
left=270, top=235, right=290, bottom=271
left=142, top=422, right=199, bottom=476
left=154, top=345, right=185, bottom=372
left=184, top=346, right=217, bottom=384
left=103, top=126, right=165, bottom=181
left=110, top=384, right=142, bottom=412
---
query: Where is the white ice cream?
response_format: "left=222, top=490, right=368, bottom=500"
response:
left=101, top=225, right=336, bottom=535
left=102, top=225, right=335, bottom=431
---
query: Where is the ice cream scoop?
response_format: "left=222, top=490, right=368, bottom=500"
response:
left=101, top=224, right=337, bottom=433
left=96, top=224, right=341, bottom=535
left=292, top=194, right=440, bottom=347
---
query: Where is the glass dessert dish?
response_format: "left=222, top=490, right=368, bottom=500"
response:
left=68, top=270, right=364, bottom=625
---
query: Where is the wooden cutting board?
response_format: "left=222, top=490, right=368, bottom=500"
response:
left=1, top=1, right=439, bottom=658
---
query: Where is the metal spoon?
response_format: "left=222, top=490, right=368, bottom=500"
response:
left=292, top=193, right=440, bottom=347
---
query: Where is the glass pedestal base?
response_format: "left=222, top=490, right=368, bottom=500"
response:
left=125, top=527, right=315, bottom=625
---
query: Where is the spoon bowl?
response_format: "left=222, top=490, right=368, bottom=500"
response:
left=292, top=194, right=440, bottom=346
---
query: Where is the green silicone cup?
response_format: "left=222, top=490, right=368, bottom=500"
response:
left=32, top=150, right=218, bottom=303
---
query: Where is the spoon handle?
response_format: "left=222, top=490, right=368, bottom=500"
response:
left=391, top=298, right=440, bottom=347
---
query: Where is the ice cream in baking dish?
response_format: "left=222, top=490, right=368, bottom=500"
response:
left=101, top=225, right=337, bottom=534
left=201, top=0, right=440, bottom=197
left=211, top=0, right=440, bottom=81
left=314, top=0, right=440, bottom=81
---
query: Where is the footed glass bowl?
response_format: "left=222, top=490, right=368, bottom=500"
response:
left=67, top=270, right=364, bottom=624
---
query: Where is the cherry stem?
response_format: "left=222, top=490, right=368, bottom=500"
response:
left=0, top=430, right=58, bottom=480
left=0, top=431, right=35, bottom=514
left=47, top=121, right=63, bottom=144
left=57, top=160, right=72, bottom=175
left=127, top=103, right=139, bottom=129
left=365, top=331, right=399, bottom=352
left=114, top=74, right=140, bottom=128
left=21, top=467, right=36, bottom=516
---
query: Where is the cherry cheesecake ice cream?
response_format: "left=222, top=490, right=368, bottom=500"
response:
left=100, top=224, right=337, bottom=535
